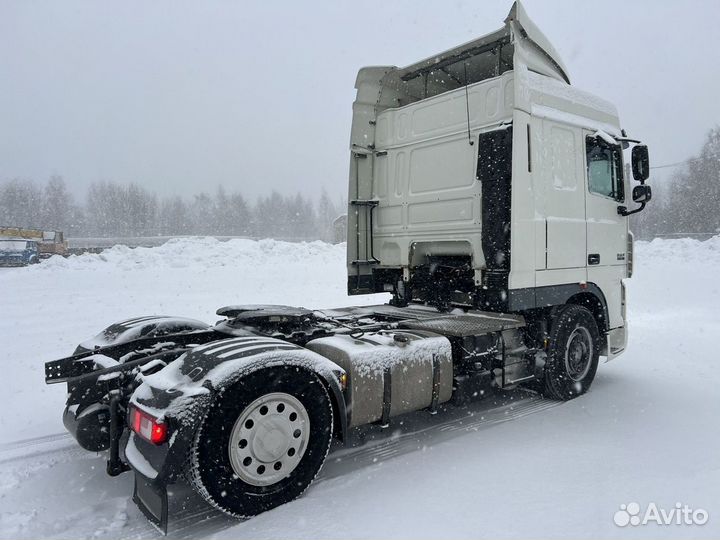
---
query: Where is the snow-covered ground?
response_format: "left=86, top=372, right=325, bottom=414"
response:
left=0, top=237, right=718, bottom=539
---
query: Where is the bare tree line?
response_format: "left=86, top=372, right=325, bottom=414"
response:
left=632, top=126, right=720, bottom=239
left=0, top=178, right=345, bottom=242
left=2, top=127, right=718, bottom=243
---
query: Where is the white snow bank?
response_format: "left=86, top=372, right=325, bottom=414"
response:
left=16, top=234, right=720, bottom=274
left=632, top=236, right=720, bottom=319
left=636, top=235, right=720, bottom=265
left=33, top=237, right=346, bottom=272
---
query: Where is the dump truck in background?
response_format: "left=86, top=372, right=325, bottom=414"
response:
left=0, top=227, right=68, bottom=258
left=43, top=1, right=652, bottom=532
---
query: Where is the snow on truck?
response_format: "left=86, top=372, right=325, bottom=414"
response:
left=45, top=2, right=651, bottom=532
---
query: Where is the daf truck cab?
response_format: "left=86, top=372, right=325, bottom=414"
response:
left=346, top=1, right=651, bottom=361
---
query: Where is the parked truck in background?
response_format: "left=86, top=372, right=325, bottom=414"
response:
left=0, top=239, right=39, bottom=266
left=0, top=227, right=68, bottom=258
left=44, top=2, right=651, bottom=532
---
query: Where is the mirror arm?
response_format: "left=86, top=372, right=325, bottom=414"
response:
left=616, top=136, right=642, bottom=144
left=617, top=202, right=646, bottom=217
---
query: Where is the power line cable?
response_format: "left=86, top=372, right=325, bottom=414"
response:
left=650, top=157, right=702, bottom=170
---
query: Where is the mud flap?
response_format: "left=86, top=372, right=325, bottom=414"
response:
left=133, top=473, right=168, bottom=534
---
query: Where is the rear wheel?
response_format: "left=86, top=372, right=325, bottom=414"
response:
left=542, top=305, right=600, bottom=400
left=189, top=366, right=333, bottom=517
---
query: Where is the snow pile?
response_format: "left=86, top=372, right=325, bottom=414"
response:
left=636, top=235, right=720, bottom=266
left=35, top=237, right=346, bottom=272
left=632, top=237, right=720, bottom=320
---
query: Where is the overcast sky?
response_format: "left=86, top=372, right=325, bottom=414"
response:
left=1, top=1, right=718, bottom=202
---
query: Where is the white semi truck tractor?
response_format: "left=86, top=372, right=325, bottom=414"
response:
left=45, top=1, right=651, bottom=531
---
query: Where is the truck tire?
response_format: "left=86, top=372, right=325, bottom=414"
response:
left=542, top=305, right=600, bottom=400
left=189, top=366, right=333, bottom=518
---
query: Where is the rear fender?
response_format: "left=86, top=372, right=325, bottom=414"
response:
left=127, top=336, right=348, bottom=483
left=75, top=316, right=212, bottom=354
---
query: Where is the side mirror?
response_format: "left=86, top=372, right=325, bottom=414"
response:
left=631, top=145, right=650, bottom=181
left=618, top=184, right=652, bottom=216
left=632, top=184, right=652, bottom=204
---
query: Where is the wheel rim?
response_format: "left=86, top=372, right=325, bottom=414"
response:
left=564, top=327, right=593, bottom=382
left=228, top=392, right=310, bottom=487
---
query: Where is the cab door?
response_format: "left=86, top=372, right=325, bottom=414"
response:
left=583, top=132, right=628, bottom=329
left=542, top=120, right=587, bottom=276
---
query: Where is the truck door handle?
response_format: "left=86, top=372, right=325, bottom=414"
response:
left=588, top=254, right=600, bottom=265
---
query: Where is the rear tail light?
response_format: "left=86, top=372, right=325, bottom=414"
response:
left=129, top=406, right=168, bottom=445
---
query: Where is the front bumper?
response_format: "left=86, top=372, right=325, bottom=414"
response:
left=0, top=258, right=29, bottom=266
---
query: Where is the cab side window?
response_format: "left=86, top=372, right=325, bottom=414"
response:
left=586, top=136, right=624, bottom=201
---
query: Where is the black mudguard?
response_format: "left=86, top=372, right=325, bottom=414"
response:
left=133, top=473, right=168, bottom=533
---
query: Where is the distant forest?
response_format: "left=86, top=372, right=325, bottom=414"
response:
left=632, top=126, right=720, bottom=239
left=1, top=127, right=718, bottom=242
left=0, top=179, right=345, bottom=242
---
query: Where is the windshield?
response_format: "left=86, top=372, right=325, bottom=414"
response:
left=0, top=240, right=30, bottom=252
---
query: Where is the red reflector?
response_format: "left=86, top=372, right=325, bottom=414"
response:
left=129, top=406, right=168, bottom=445
left=132, top=408, right=142, bottom=433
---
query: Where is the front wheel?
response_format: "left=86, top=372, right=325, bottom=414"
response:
left=189, top=366, right=333, bottom=517
left=542, top=305, right=601, bottom=400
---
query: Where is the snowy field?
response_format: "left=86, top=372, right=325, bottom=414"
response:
left=0, top=237, right=718, bottom=539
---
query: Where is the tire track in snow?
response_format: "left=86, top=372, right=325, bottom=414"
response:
left=0, top=432, right=70, bottom=451
left=321, top=392, right=560, bottom=481
left=0, top=432, right=75, bottom=464
left=0, top=392, right=562, bottom=539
